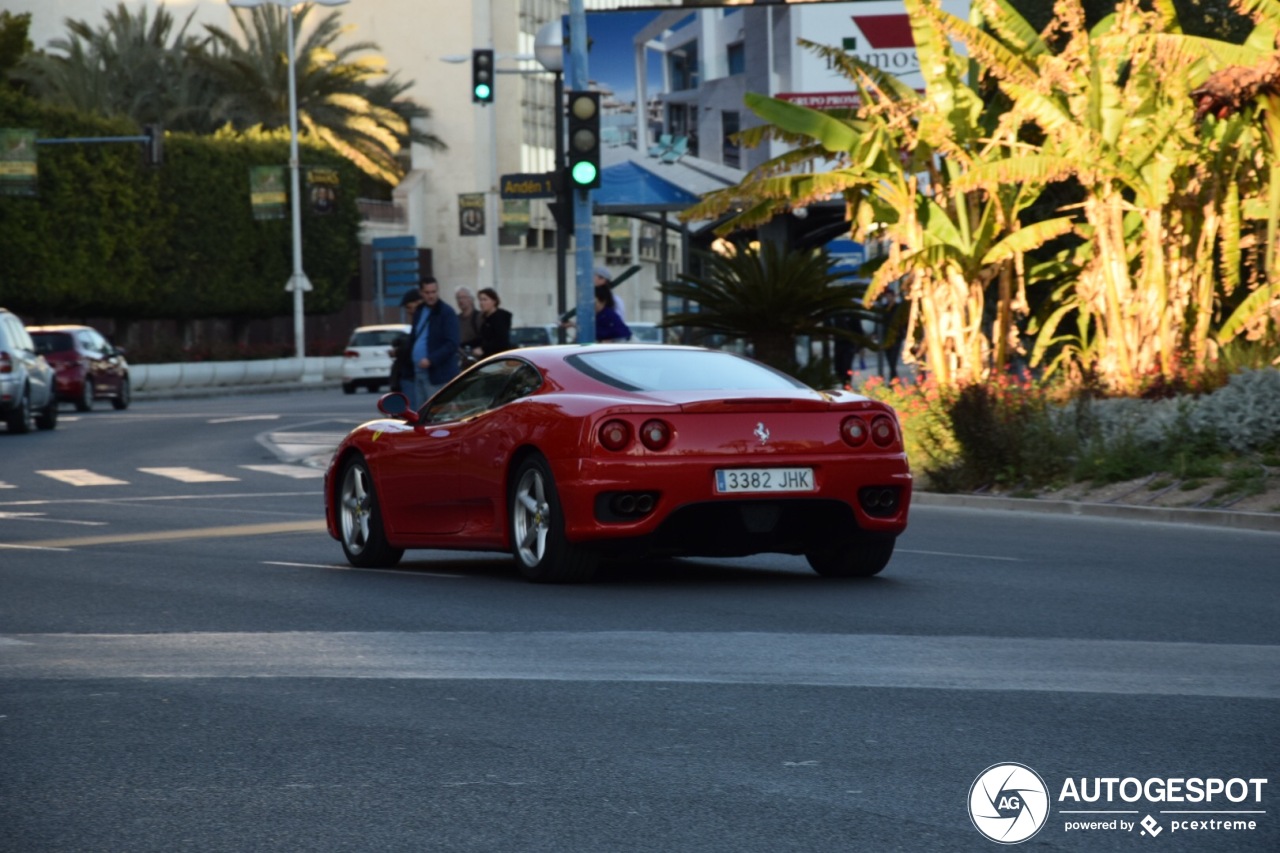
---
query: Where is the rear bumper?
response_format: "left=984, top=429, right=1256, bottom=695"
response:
left=554, top=454, right=911, bottom=553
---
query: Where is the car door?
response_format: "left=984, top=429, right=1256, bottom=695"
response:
left=9, top=318, right=52, bottom=408
left=90, top=328, right=124, bottom=395
left=376, top=364, right=516, bottom=537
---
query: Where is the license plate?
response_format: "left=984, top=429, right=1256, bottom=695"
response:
left=715, top=467, right=814, bottom=494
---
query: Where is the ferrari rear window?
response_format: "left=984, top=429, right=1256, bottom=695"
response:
left=568, top=349, right=807, bottom=392
left=32, top=332, right=74, bottom=354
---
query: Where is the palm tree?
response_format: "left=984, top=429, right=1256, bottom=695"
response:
left=661, top=242, right=870, bottom=373
left=13, top=2, right=219, bottom=132
left=200, top=3, right=443, bottom=185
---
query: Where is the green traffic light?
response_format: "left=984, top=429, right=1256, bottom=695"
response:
left=474, top=83, right=492, bottom=101
left=571, top=161, right=598, bottom=186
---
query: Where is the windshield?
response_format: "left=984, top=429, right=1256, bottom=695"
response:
left=567, top=349, right=807, bottom=393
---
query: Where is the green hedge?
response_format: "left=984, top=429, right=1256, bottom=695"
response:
left=0, top=89, right=359, bottom=322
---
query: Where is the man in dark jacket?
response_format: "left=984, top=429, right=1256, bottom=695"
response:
left=409, top=277, right=460, bottom=408
left=390, top=288, right=422, bottom=395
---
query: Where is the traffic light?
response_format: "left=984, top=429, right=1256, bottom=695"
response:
left=565, top=90, right=601, bottom=190
left=143, top=123, right=163, bottom=166
left=471, top=49, right=494, bottom=104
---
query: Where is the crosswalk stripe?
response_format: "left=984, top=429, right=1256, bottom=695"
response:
left=138, top=467, right=240, bottom=483
left=37, top=469, right=130, bottom=487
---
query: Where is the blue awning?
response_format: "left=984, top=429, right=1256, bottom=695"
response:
left=594, top=161, right=700, bottom=212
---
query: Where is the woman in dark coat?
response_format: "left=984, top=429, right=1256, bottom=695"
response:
left=471, top=287, right=513, bottom=357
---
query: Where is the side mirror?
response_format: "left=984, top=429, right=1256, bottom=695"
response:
left=377, top=392, right=419, bottom=424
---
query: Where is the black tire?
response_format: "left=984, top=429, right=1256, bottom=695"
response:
left=336, top=456, right=404, bottom=568
left=111, top=378, right=131, bottom=410
left=342, top=382, right=356, bottom=395
left=34, top=393, right=58, bottom=430
left=806, top=535, right=896, bottom=578
left=75, top=380, right=93, bottom=412
left=367, top=383, right=381, bottom=393
left=509, top=454, right=597, bottom=583
left=5, top=387, right=31, bottom=433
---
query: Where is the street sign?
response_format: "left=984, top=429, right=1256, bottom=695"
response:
left=500, top=172, right=558, bottom=199
left=458, top=193, right=485, bottom=236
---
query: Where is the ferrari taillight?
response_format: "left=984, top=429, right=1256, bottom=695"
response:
left=840, top=415, right=869, bottom=447
left=598, top=419, right=632, bottom=451
left=639, top=419, right=672, bottom=451
left=870, top=415, right=897, bottom=448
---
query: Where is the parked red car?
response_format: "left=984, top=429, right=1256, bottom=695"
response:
left=29, top=325, right=131, bottom=411
left=325, top=345, right=912, bottom=583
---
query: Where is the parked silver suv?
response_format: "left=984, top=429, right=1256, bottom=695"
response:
left=0, top=307, right=58, bottom=433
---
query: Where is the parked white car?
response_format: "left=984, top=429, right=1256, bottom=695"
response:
left=340, top=324, right=410, bottom=394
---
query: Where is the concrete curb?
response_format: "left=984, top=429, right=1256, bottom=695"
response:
left=912, top=491, right=1280, bottom=533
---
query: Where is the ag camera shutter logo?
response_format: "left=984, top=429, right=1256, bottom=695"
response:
left=969, top=763, right=1050, bottom=844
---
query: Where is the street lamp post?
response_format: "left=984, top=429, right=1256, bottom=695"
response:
left=228, top=0, right=349, bottom=362
left=534, top=21, right=567, bottom=339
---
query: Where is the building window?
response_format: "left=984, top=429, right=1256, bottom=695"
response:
left=727, top=43, right=745, bottom=76
left=722, top=111, right=740, bottom=169
left=669, top=40, right=699, bottom=92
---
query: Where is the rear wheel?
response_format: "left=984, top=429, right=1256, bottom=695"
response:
left=111, top=377, right=131, bottom=410
left=337, top=456, right=404, bottom=568
left=34, top=392, right=58, bottom=430
left=509, top=455, right=597, bottom=583
left=342, top=382, right=356, bottom=395
left=806, top=535, right=896, bottom=578
left=5, top=387, right=31, bottom=433
left=75, top=380, right=93, bottom=412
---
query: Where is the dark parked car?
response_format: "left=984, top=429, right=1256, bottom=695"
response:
left=29, top=325, right=131, bottom=411
left=0, top=307, right=58, bottom=433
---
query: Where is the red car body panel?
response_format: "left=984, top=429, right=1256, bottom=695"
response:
left=324, top=345, right=911, bottom=558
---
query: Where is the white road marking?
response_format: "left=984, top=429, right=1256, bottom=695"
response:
left=0, top=491, right=314, bottom=508
left=0, top=543, right=73, bottom=552
left=138, top=467, right=240, bottom=483
left=898, top=548, right=1023, bottom=562
left=208, top=415, right=282, bottom=424
left=1, top=632, right=1274, bottom=698
left=37, top=469, right=129, bottom=487
left=240, top=464, right=326, bottom=479
left=0, top=511, right=106, bottom=526
left=263, top=561, right=467, bottom=578
left=0, top=482, right=14, bottom=489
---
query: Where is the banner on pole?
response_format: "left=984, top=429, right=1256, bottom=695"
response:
left=458, top=192, right=485, bottom=236
left=0, top=129, right=38, bottom=197
left=306, top=167, right=339, bottom=215
left=250, top=166, right=286, bottom=220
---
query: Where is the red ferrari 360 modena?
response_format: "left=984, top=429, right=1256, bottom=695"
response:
left=324, top=345, right=911, bottom=582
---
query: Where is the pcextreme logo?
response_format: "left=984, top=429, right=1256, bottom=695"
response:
left=969, top=764, right=1270, bottom=844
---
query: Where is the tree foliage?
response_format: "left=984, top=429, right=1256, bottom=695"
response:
left=0, top=88, right=359, bottom=323
left=10, top=1, right=441, bottom=186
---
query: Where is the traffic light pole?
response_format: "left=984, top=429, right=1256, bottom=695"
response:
left=568, top=0, right=595, bottom=343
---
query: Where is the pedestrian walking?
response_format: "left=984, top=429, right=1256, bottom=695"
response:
left=409, top=277, right=461, bottom=408
left=471, top=287, right=513, bottom=358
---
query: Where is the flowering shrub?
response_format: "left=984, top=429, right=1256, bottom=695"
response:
left=856, top=375, right=959, bottom=480
left=857, top=368, right=1280, bottom=492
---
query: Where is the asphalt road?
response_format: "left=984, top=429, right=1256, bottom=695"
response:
left=1, top=390, right=1276, bottom=852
